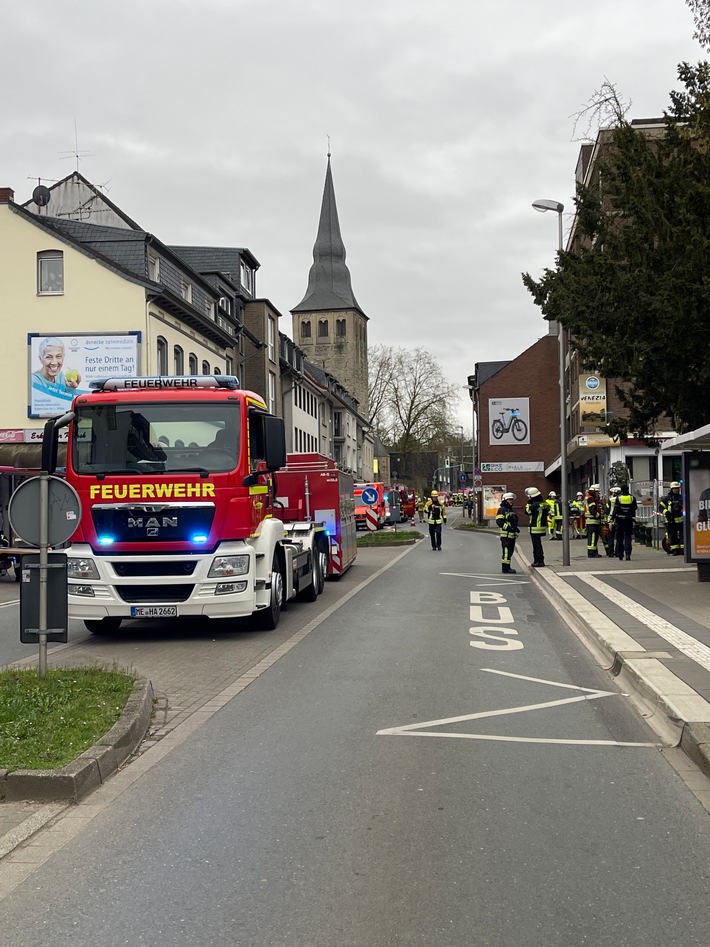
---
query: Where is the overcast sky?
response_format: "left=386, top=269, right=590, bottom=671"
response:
left=1, top=0, right=702, bottom=433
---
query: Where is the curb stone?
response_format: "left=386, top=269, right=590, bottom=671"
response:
left=0, top=676, right=154, bottom=804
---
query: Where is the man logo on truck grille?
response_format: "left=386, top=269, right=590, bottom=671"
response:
left=128, top=516, right=179, bottom=531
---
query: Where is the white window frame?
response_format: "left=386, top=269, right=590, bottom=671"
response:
left=37, top=250, right=64, bottom=295
left=268, top=371, right=276, bottom=414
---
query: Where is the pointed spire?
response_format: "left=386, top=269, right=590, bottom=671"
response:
left=292, top=156, right=362, bottom=313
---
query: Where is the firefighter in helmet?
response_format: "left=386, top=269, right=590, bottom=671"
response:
left=495, top=492, right=519, bottom=574
left=524, top=487, right=548, bottom=567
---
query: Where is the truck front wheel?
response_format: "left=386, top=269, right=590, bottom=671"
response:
left=255, top=555, right=283, bottom=630
left=85, top=618, right=122, bottom=635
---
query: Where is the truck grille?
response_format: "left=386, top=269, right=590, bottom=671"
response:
left=113, top=561, right=197, bottom=577
left=117, top=585, right=194, bottom=604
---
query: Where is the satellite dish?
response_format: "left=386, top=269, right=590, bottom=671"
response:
left=32, top=185, right=51, bottom=207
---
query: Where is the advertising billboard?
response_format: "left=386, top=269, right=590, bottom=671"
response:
left=28, top=332, right=140, bottom=418
left=488, top=398, right=530, bottom=446
left=682, top=453, right=710, bottom=560
left=579, top=373, right=607, bottom=430
left=483, top=485, right=506, bottom=519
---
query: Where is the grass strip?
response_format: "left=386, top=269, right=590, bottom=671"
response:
left=0, top=667, right=136, bottom=771
left=357, top=530, right=421, bottom=545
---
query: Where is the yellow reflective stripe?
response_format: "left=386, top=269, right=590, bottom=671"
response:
left=249, top=485, right=269, bottom=495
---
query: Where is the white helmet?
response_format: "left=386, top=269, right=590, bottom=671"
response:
left=576, top=492, right=584, bottom=498
left=589, top=484, right=600, bottom=492
left=548, top=491, right=557, bottom=498
left=502, top=492, right=516, bottom=502
left=525, top=487, right=541, bottom=498
left=610, top=486, right=621, bottom=494
left=670, top=481, right=681, bottom=489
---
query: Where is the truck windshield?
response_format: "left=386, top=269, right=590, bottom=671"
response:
left=72, top=402, right=240, bottom=475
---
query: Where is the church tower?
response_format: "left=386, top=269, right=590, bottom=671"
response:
left=291, top=156, right=369, bottom=416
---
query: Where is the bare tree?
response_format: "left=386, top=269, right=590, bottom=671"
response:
left=570, top=78, right=631, bottom=142
left=368, top=345, right=459, bottom=478
left=367, top=343, right=396, bottom=443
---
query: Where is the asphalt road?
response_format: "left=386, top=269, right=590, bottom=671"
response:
left=3, top=522, right=710, bottom=945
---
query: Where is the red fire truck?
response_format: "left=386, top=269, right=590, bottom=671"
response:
left=274, top=453, right=357, bottom=578
left=47, top=375, right=334, bottom=634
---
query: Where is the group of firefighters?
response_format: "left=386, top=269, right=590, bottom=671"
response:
left=493, top=481, right=685, bottom=574
left=410, top=480, right=684, bottom=570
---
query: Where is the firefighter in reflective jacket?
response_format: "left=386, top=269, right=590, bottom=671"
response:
left=546, top=491, right=563, bottom=540
left=426, top=490, right=447, bottom=551
left=612, top=487, right=637, bottom=561
left=605, top=486, right=621, bottom=557
left=660, top=481, right=684, bottom=556
left=585, top=484, right=602, bottom=558
left=495, top=492, right=520, bottom=574
left=524, top=487, right=548, bottom=567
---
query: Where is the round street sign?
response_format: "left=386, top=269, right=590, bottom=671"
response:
left=361, top=486, right=379, bottom=506
left=474, top=476, right=483, bottom=488
left=9, top=476, right=82, bottom=547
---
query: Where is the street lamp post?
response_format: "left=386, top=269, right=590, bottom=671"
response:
left=532, top=198, right=570, bottom=567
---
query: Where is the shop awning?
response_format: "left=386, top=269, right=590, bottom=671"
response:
left=662, top=423, right=710, bottom=452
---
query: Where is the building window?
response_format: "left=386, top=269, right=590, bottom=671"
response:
left=268, top=317, right=275, bottom=362
left=148, top=253, right=160, bottom=282
left=205, top=301, right=215, bottom=320
left=37, top=250, right=64, bottom=294
left=202, top=360, right=210, bottom=375
left=336, top=319, right=346, bottom=337
left=157, top=337, right=168, bottom=375
left=181, top=281, right=192, bottom=303
left=226, top=357, right=233, bottom=376
left=318, top=320, right=329, bottom=338
left=219, top=295, right=232, bottom=315
left=334, top=411, right=343, bottom=438
left=214, top=365, right=221, bottom=375
left=301, top=320, right=311, bottom=339
left=189, top=354, right=198, bottom=375
left=268, top=371, right=276, bottom=414
left=174, top=345, right=184, bottom=375
left=240, top=261, right=254, bottom=294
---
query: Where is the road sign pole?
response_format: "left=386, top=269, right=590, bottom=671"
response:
left=38, top=472, right=49, bottom=679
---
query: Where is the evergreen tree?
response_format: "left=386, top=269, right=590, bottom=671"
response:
left=523, top=62, right=710, bottom=437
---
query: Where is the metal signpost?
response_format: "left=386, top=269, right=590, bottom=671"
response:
left=7, top=412, right=81, bottom=677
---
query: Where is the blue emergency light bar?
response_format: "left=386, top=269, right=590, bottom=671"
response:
left=89, top=375, right=240, bottom=392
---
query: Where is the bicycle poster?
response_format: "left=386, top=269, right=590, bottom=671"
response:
left=488, top=397, right=530, bottom=446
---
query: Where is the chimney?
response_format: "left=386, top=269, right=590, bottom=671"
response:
left=0, top=187, right=15, bottom=203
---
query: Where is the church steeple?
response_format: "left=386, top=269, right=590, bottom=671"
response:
left=292, top=155, right=364, bottom=315
left=291, top=155, right=369, bottom=417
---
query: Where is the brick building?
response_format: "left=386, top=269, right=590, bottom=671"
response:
left=471, top=333, right=560, bottom=523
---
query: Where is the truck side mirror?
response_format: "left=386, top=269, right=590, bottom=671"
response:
left=263, top=415, right=287, bottom=471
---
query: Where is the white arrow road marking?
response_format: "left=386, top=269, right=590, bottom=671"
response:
left=377, top=669, right=658, bottom=746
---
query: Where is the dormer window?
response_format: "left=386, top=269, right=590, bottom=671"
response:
left=148, top=253, right=160, bottom=282
left=37, top=250, right=64, bottom=295
left=181, top=280, right=192, bottom=303
left=240, top=261, right=254, bottom=294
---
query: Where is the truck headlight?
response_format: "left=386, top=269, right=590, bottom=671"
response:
left=208, top=555, right=250, bottom=577
left=67, top=557, right=100, bottom=579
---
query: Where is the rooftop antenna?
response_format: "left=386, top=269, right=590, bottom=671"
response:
left=58, top=117, right=94, bottom=172
left=26, top=176, right=59, bottom=215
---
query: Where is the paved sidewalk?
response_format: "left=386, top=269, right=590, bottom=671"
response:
left=0, top=547, right=397, bottom=861
left=515, top=532, right=710, bottom=767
